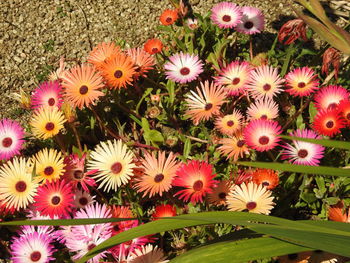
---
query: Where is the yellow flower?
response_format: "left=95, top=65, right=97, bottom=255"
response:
left=33, top=148, right=65, bottom=183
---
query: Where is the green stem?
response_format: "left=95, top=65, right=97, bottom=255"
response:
left=281, top=44, right=294, bottom=77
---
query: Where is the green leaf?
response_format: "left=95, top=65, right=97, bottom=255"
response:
left=281, top=135, right=350, bottom=150
left=166, top=80, right=175, bottom=106
left=148, top=130, right=164, bottom=143
left=135, top=88, right=153, bottom=114
left=308, top=102, right=317, bottom=123
left=183, top=138, right=191, bottom=158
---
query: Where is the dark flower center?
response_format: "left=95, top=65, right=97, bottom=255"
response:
left=298, top=149, right=308, bottom=158
left=246, top=201, right=257, bottom=210
left=44, top=166, right=54, bottom=176
left=193, top=180, right=204, bottom=191
left=2, top=137, right=13, bottom=148
left=328, top=103, right=338, bottom=110
left=226, top=120, right=234, bottom=127
left=260, top=114, right=268, bottom=120
left=258, top=136, right=270, bottom=145
left=154, top=173, right=164, bottom=183
left=87, top=243, right=96, bottom=250
left=114, top=70, right=123, bottom=79
left=48, top=98, right=56, bottom=106
left=79, top=197, right=88, bottom=206
left=236, top=140, right=245, bottom=147
left=51, top=195, right=61, bottom=205
left=165, top=17, right=172, bottom=23
left=263, top=84, right=271, bottom=91
left=298, top=82, right=306, bottom=88
left=205, top=103, right=213, bottom=111
left=287, top=253, right=298, bottom=260
left=151, top=47, right=159, bottom=53
left=45, top=122, right=55, bottom=131
left=180, top=67, right=190, bottom=75
left=326, top=120, right=334, bottom=129
left=218, top=192, right=226, bottom=199
left=73, top=170, right=84, bottom=179
left=79, top=85, right=89, bottom=95
left=113, top=224, right=120, bottom=232
left=111, top=162, right=122, bottom=174
left=30, top=251, right=42, bottom=262
left=15, top=180, right=27, bottom=192
left=347, top=113, right=350, bottom=120
left=222, top=15, right=231, bottom=22
left=262, top=181, right=270, bottom=187
left=244, top=21, right=254, bottom=29
left=232, top=77, right=240, bottom=85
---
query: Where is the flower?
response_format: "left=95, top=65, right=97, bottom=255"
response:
left=226, top=181, right=275, bottom=214
left=235, top=6, right=264, bottom=35
left=31, top=81, right=63, bottom=109
left=10, top=88, right=31, bottom=110
left=111, top=206, right=138, bottom=234
left=277, top=252, right=311, bottom=263
left=30, top=107, right=66, bottom=139
left=281, top=129, right=325, bottom=166
left=87, top=42, right=121, bottom=68
left=73, top=189, right=95, bottom=210
left=10, top=232, right=56, bottom=263
left=127, top=47, right=155, bottom=79
left=234, top=169, right=254, bottom=185
left=207, top=180, right=232, bottom=206
left=164, top=52, right=203, bottom=84
left=214, top=109, right=244, bottom=136
left=285, top=67, right=319, bottom=97
left=338, top=99, right=350, bottom=126
left=246, top=65, right=284, bottom=99
left=210, top=2, right=242, bottom=29
left=0, top=119, right=25, bottom=160
left=322, top=47, right=341, bottom=79
left=247, top=98, right=279, bottom=120
left=0, top=157, right=37, bottom=211
left=251, top=169, right=279, bottom=190
left=62, top=64, right=105, bottom=110
left=127, top=244, right=169, bottom=263
left=215, top=61, right=252, bottom=96
left=134, top=151, right=180, bottom=197
left=87, top=139, right=135, bottom=192
left=49, top=56, right=66, bottom=81
left=152, top=204, right=177, bottom=220
left=173, top=160, right=218, bottom=204
left=328, top=201, right=349, bottom=223
left=243, top=119, right=282, bottom=152
left=33, top=179, right=74, bottom=218
left=160, top=9, right=178, bottom=26
left=218, top=133, right=249, bottom=161
left=314, top=85, right=350, bottom=111
left=185, top=81, right=226, bottom=124
left=186, top=18, right=198, bottom=29
left=33, top=148, right=65, bottom=183
left=312, top=109, right=345, bottom=137
left=100, top=53, right=136, bottom=89
left=144, top=39, right=163, bottom=55
left=278, top=18, right=308, bottom=45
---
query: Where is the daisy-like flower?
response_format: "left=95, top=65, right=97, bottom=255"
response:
left=144, top=39, right=163, bottom=55
left=218, top=133, right=249, bottom=161
left=226, top=181, right=275, bottom=214
left=246, top=65, right=284, bottom=99
left=243, top=119, right=282, bottom=152
left=33, top=148, right=65, bottom=183
left=134, top=151, right=180, bottom=197
left=251, top=169, right=279, bottom=190
left=160, top=9, right=178, bottom=26
left=247, top=98, right=279, bottom=120
left=285, top=67, right=319, bottom=97
left=127, top=244, right=169, bottom=263
left=234, top=169, right=254, bottom=185
left=100, top=53, right=136, bottom=89
left=73, top=189, right=95, bottom=210
left=152, top=204, right=177, bottom=219
left=0, top=119, right=25, bottom=160
left=87, top=139, right=135, bottom=192
left=281, top=129, right=325, bottom=166
left=87, top=42, right=121, bottom=68
left=186, top=18, right=198, bottom=29
left=210, top=2, right=242, bottom=29
left=215, top=61, right=252, bottom=96
left=30, top=107, right=66, bottom=140
left=207, top=180, right=232, bottom=206
left=328, top=201, right=350, bottom=223
left=164, top=52, right=204, bottom=84
left=127, top=47, right=155, bottom=79
left=214, top=109, right=244, bottom=136
left=111, top=205, right=138, bottom=234
left=173, top=160, right=218, bottom=204
left=338, top=99, right=350, bottom=126
left=0, top=157, right=37, bottom=211
left=31, top=81, right=63, bottom=109
left=33, top=179, right=74, bottom=218
left=185, top=81, right=226, bottom=124
left=235, top=6, right=264, bottom=35
left=312, top=109, right=346, bottom=137
left=314, top=85, right=350, bottom=111
left=62, top=64, right=105, bottom=110
left=10, top=232, right=56, bottom=263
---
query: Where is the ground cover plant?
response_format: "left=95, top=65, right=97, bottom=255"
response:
left=1, top=0, right=350, bottom=262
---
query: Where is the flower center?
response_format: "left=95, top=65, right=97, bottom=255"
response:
left=205, top=103, right=213, bottom=111
left=326, top=120, right=334, bottom=129
left=236, top=140, right=245, bottom=147
left=180, top=67, right=190, bottom=75
left=2, top=137, right=13, bottom=148
left=48, top=98, right=56, bottom=106
left=298, top=149, right=308, bottom=158
left=114, top=70, right=123, bottom=79
left=151, top=47, right=159, bottom=53
left=30, top=251, right=42, bottom=262
left=154, top=173, right=164, bottom=183
left=79, top=85, right=89, bottom=95
left=226, top=120, right=234, bottom=127
left=347, top=113, right=350, bottom=120
left=232, top=77, right=240, bottom=85
left=262, top=181, right=270, bottom=187
left=263, top=83, right=271, bottom=91
left=111, top=162, right=122, bottom=174
left=165, top=17, right=172, bottom=23
left=244, top=21, right=254, bottom=29
left=87, top=243, right=96, bottom=250
left=193, top=180, right=204, bottom=191
left=260, top=114, right=268, bottom=120
left=113, top=224, right=120, bottom=232
left=258, top=136, right=270, bottom=145
left=44, top=166, right=54, bottom=176
left=15, top=180, right=27, bottom=192
left=79, top=197, right=88, bottom=206
left=246, top=201, right=257, bottom=210
left=51, top=195, right=61, bottom=205
left=298, top=82, right=306, bottom=88
left=45, top=122, right=55, bottom=131
left=73, top=170, right=84, bottom=179
left=288, top=254, right=299, bottom=260
left=218, top=192, right=226, bottom=199
left=222, top=15, right=231, bottom=22
left=328, top=103, right=338, bottom=110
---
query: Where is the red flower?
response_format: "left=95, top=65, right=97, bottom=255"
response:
left=251, top=169, right=279, bottom=190
left=338, top=99, right=350, bottom=126
left=144, top=39, right=163, bottom=55
left=152, top=204, right=177, bottom=220
left=160, top=9, right=178, bottom=26
left=312, top=109, right=346, bottom=137
left=322, top=47, right=341, bottom=79
left=278, top=18, right=308, bottom=45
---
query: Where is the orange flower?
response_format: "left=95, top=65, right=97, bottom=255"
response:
left=144, top=39, right=163, bottom=55
left=218, top=133, right=249, bottom=162
left=160, top=9, right=178, bottom=26
left=207, top=180, right=232, bottom=206
left=87, top=42, right=121, bottom=69
left=328, top=201, right=350, bottom=223
left=251, top=169, right=279, bottom=190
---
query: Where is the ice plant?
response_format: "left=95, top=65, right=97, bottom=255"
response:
left=210, top=2, right=242, bottom=29
left=88, top=139, right=135, bottom=192
left=338, top=99, right=350, bottom=126
left=322, top=47, right=341, bottom=79
left=0, top=119, right=25, bottom=160
left=226, top=181, right=275, bottom=214
left=328, top=201, right=350, bottom=223
left=285, top=67, right=319, bottom=97
left=218, top=133, right=249, bottom=161
left=160, top=9, right=178, bottom=26
left=164, top=52, right=203, bottom=84
left=207, top=180, right=232, bottom=206
left=173, top=160, right=218, bottom=204
left=246, top=98, right=279, bottom=120
left=152, top=204, right=177, bottom=219
left=33, top=148, right=65, bottom=183
left=127, top=244, right=169, bottom=263
left=278, top=18, right=308, bottom=44
left=312, top=109, right=346, bottom=137
left=214, top=109, right=244, bottom=136
left=235, top=6, right=264, bottom=35
left=144, top=39, right=163, bottom=55
left=61, top=64, right=105, bottom=110
left=73, top=189, right=94, bottom=210
left=127, top=47, right=155, bottom=79
left=281, top=129, right=325, bottom=166
left=87, top=42, right=121, bottom=68
left=314, top=85, right=349, bottom=111
left=31, top=81, right=63, bottom=109
left=111, top=205, right=138, bottom=234
left=251, top=169, right=279, bottom=190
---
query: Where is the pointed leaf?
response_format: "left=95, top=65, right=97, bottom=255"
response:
left=281, top=135, right=350, bottom=150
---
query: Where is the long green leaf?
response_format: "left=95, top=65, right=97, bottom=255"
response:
left=0, top=218, right=134, bottom=226
left=281, top=135, right=350, bottom=150
left=238, top=161, right=350, bottom=177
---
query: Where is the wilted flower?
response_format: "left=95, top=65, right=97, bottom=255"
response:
left=10, top=88, right=31, bottom=110
left=322, top=47, right=341, bottom=79
left=186, top=18, right=198, bottom=29
left=278, top=18, right=308, bottom=45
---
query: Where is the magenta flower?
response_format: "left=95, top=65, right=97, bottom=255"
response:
left=235, top=6, right=264, bottom=35
left=31, top=81, right=63, bottom=109
left=211, top=2, right=242, bottom=29
left=0, top=119, right=24, bottom=160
